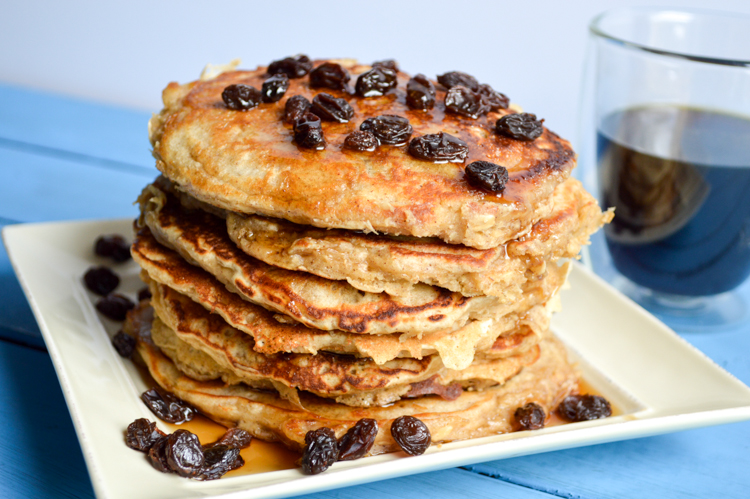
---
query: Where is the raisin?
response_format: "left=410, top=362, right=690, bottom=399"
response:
left=96, top=293, right=135, bottom=321
left=337, top=418, right=378, bottom=461
left=372, top=59, right=398, bottom=71
left=301, top=427, right=339, bottom=475
left=390, top=416, right=431, bottom=456
left=261, top=74, right=290, bottom=103
left=477, top=83, right=509, bottom=111
left=126, top=418, right=166, bottom=452
left=293, top=112, right=326, bottom=149
left=84, top=266, right=119, bottom=296
left=406, top=74, right=436, bottom=111
left=221, top=84, right=261, bottom=111
left=112, top=330, right=136, bottom=357
left=137, top=286, right=152, bottom=302
left=495, top=113, right=544, bottom=141
left=344, top=130, right=378, bottom=151
left=445, top=86, right=490, bottom=119
left=148, top=435, right=172, bottom=473
left=208, top=428, right=253, bottom=450
left=311, top=93, right=354, bottom=123
left=165, top=429, right=204, bottom=478
left=284, top=95, right=311, bottom=124
left=360, top=115, right=413, bottom=146
left=437, top=71, right=479, bottom=91
left=94, top=234, right=131, bottom=262
left=197, top=445, right=243, bottom=480
left=141, top=388, right=197, bottom=424
left=268, top=54, right=312, bottom=78
left=558, top=394, right=612, bottom=422
left=514, top=402, right=546, bottom=431
left=355, top=67, right=397, bottom=97
left=465, top=161, right=509, bottom=192
left=309, top=62, right=350, bottom=91
left=408, top=132, right=468, bottom=163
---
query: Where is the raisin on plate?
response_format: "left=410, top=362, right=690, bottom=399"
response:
left=126, top=418, right=166, bottom=452
left=338, top=418, right=378, bottom=461
left=112, top=330, right=136, bottom=357
left=95, top=293, right=135, bottom=321
left=390, top=416, right=431, bottom=456
left=514, top=402, right=546, bottom=431
left=83, top=266, right=119, bottom=296
left=301, top=427, right=339, bottom=475
left=141, top=387, right=197, bottom=424
left=94, top=234, right=131, bottom=262
left=558, top=394, right=612, bottom=422
left=165, top=429, right=205, bottom=478
left=196, top=445, right=243, bottom=481
left=207, top=427, right=253, bottom=450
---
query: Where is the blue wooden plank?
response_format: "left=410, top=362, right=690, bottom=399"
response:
left=0, top=147, right=155, bottom=342
left=0, top=218, right=43, bottom=341
left=0, top=83, right=153, bottom=171
left=0, top=147, right=155, bottom=223
left=0, top=340, right=95, bottom=499
left=466, top=421, right=750, bottom=499
left=296, top=467, right=555, bottom=499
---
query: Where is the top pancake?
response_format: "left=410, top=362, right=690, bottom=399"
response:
left=149, top=59, right=576, bottom=249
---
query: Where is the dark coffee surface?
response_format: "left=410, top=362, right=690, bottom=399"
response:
left=598, top=105, right=750, bottom=296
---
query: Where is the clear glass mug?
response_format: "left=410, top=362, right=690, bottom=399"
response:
left=577, top=7, right=750, bottom=329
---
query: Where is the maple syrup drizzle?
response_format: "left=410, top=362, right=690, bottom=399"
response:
left=164, top=415, right=299, bottom=476
left=133, top=361, right=300, bottom=475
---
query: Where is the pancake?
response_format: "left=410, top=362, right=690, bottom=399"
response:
left=132, top=226, right=561, bottom=368
left=138, top=184, right=567, bottom=335
left=148, top=285, right=542, bottom=407
left=226, top=177, right=611, bottom=297
left=133, top=314, right=579, bottom=455
left=149, top=59, right=576, bottom=249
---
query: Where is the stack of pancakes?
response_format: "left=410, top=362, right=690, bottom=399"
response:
left=128, top=58, right=612, bottom=456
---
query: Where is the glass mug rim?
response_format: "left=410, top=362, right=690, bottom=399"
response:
left=590, top=6, right=750, bottom=68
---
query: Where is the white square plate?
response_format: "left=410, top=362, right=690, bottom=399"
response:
left=5, top=218, right=750, bottom=499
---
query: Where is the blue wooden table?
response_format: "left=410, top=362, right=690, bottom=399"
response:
left=1, top=82, right=749, bottom=499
